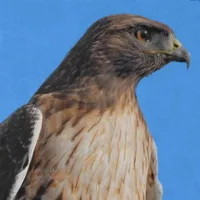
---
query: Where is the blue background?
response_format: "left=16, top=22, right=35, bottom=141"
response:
left=0, top=0, right=199, bottom=199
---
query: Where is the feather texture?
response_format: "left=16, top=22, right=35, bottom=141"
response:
left=13, top=14, right=190, bottom=200
left=16, top=92, right=153, bottom=200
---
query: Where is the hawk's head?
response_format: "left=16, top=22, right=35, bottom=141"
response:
left=81, top=14, right=190, bottom=78
left=36, top=14, right=190, bottom=94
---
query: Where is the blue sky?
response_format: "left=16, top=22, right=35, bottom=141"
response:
left=0, top=0, right=199, bottom=199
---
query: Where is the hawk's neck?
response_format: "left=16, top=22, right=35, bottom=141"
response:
left=22, top=88, right=153, bottom=200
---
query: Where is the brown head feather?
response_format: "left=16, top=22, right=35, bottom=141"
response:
left=31, top=14, right=188, bottom=109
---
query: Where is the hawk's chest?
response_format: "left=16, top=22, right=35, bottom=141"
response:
left=30, top=106, right=152, bottom=200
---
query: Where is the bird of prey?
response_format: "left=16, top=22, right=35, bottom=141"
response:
left=0, top=14, right=190, bottom=200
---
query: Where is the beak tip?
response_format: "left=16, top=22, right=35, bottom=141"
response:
left=186, top=52, right=190, bottom=69
left=171, top=46, right=190, bottom=69
left=187, top=63, right=190, bottom=70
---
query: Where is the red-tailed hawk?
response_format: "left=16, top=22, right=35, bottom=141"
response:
left=0, top=14, right=190, bottom=200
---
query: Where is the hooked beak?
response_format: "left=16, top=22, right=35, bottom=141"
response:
left=166, top=38, right=190, bottom=69
left=145, top=37, right=190, bottom=68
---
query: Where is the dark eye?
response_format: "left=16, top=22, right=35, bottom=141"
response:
left=163, top=30, right=169, bottom=36
left=134, top=29, right=151, bottom=42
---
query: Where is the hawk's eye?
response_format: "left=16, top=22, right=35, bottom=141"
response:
left=163, top=30, right=169, bottom=36
left=135, top=29, right=151, bottom=42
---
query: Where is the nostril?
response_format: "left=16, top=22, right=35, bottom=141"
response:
left=174, top=43, right=179, bottom=48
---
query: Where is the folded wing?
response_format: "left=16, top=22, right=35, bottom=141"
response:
left=0, top=104, right=43, bottom=200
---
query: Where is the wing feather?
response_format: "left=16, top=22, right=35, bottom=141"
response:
left=0, top=104, right=43, bottom=200
left=146, top=140, right=163, bottom=200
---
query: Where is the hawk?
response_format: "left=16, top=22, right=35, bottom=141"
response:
left=0, top=14, right=190, bottom=200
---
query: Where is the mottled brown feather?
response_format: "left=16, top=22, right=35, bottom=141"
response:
left=14, top=13, right=175, bottom=200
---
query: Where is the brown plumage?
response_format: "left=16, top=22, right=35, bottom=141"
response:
left=15, top=14, right=190, bottom=200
